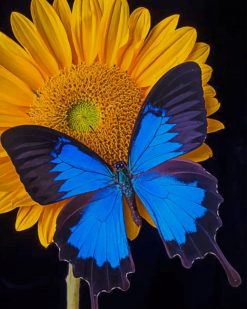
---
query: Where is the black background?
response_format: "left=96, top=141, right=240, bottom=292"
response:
left=0, top=1, right=246, bottom=308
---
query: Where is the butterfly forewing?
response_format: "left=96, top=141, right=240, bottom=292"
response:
left=1, top=125, right=114, bottom=204
left=128, top=62, right=207, bottom=174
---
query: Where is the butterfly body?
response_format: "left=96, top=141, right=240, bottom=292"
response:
left=114, top=161, right=142, bottom=226
left=1, top=62, right=241, bottom=309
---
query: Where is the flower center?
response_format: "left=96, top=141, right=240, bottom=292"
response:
left=30, top=63, right=144, bottom=165
left=67, top=100, right=101, bottom=133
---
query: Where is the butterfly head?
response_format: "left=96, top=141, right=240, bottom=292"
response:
left=113, top=161, right=127, bottom=171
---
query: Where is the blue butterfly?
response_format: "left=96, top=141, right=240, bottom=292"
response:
left=1, top=62, right=241, bottom=309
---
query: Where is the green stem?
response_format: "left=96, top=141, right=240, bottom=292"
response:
left=66, top=264, right=80, bottom=309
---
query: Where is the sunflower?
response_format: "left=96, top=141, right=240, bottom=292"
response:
left=0, top=0, right=224, bottom=247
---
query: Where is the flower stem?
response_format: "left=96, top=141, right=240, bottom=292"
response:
left=66, top=264, right=80, bottom=309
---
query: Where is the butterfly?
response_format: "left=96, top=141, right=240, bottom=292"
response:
left=1, top=62, right=241, bottom=309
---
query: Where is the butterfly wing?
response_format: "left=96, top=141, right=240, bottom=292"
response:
left=54, top=185, right=134, bottom=309
left=129, top=62, right=241, bottom=286
left=1, top=125, right=114, bottom=204
left=132, top=159, right=241, bottom=287
left=128, top=62, right=207, bottom=174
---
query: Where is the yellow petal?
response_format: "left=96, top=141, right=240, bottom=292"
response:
left=53, top=0, right=71, bottom=27
left=181, top=143, right=213, bottom=162
left=12, top=180, right=36, bottom=207
left=0, top=191, right=19, bottom=213
left=0, top=178, right=19, bottom=189
left=98, top=0, right=129, bottom=66
left=136, top=196, right=156, bottom=228
left=0, top=178, right=20, bottom=191
left=98, top=0, right=104, bottom=10
left=201, top=64, right=213, bottom=85
left=15, top=204, right=43, bottom=231
left=129, top=15, right=179, bottom=75
left=0, top=66, right=34, bottom=106
left=31, top=0, right=72, bottom=68
left=0, top=174, right=18, bottom=188
left=187, top=42, right=210, bottom=63
left=129, top=15, right=179, bottom=74
left=0, top=145, right=7, bottom=158
left=0, top=114, right=31, bottom=128
left=205, top=97, right=221, bottom=116
left=124, top=198, right=140, bottom=240
left=207, top=118, right=225, bottom=133
left=0, top=157, right=16, bottom=176
left=0, top=100, right=28, bottom=116
left=53, top=0, right=78, bottom=63
left=11, top=12, right=59, bottom=76
left=13, top=193, right=37, bottom=208
left=72, top=0, right=102, bottom=64
left=0, top=33, right=44, bottom=89
left=133, top=27, right=197, bottom=87
left=38, top=202, right=64, bottom=247
left=117, top=7, right=151, bottom=71
left=203, top=84, right=216, bottom=97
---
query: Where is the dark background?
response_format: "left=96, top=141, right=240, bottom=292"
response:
left=0, top=0, right=246, bottom=308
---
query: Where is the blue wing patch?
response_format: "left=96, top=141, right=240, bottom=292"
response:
left=50, top=140, right=114, bottom=200
left=1, top=125, right=114, bottom=205
left=67, top=186, right=128, bottom=267
left=134, top=166, right=207, bottom=245
left=128, top=62, right=207, bottom=174
left=54, top=185, right=134, bottom=302
left=133, top=158, right=241, bottom=287
left=129, top=103, right=184, bottom=174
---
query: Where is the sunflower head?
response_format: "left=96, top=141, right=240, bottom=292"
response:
left=0, top=0, right=223, bottom=247
left=30, top=62, right=144, bottom=165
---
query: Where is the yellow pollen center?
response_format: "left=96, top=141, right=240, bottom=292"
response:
left=30, top=63, right=144, bottom=165
left=67, top=100, right=100, bottom=133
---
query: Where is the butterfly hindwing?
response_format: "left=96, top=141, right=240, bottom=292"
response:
left=54, top=185, right=134, bottom=308
left=1, top=125, right=114, bottom=205
left=128, top=62, right=207, bottom=174
left=133, top=158, right=241, bottom=287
